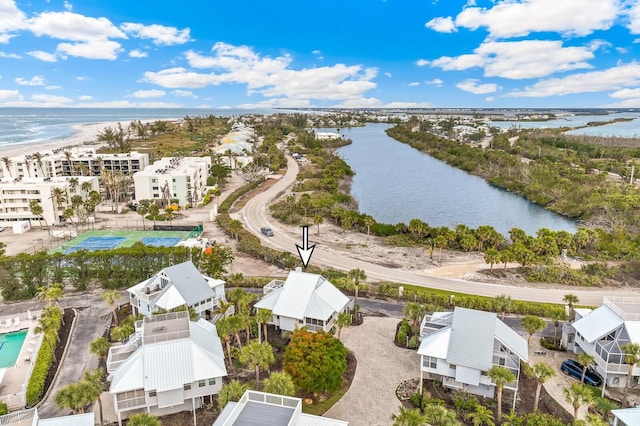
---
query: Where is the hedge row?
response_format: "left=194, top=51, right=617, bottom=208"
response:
left=25, top=313, right=63, bottom=406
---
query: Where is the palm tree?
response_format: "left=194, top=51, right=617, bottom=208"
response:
left=228, top=219, right=243, bottom=240
left=219, top=380, right=250, bottom=409
left=52, top=187, right=67, bottom=214
left=347, top=268, right=366, bottom=325
left=313, top=214, right=324, bottom=235
left=621, top=342, right=640, bottom=406
left=216, top=317, right=233, bottom=362
left=1, top=156, right=12, bottom=177
left=101, top=289, right=121, bottom=325
left=563, top=294, right=580, bottom=321
left=564, top=382, right=593, bottom=423
left=548, top=307, right=568, bottom=344
left=422, top=404, right=459, bottom=425
left=31, top=152, right=45, bottom=177
left=494, top=294, right=513, bottom=320
left=520, top=315, right=547, bottom=348
left=263, top=371, right=295, bottom=396
left=240, top=340, right=274, bottom=382
left=466, top=404, right=495, bottom=426
left=110, top=324, right=133, bottom=343
left=128, top=412, right=162, bottom=426
left=577, top=352, right=596, bottom=384
left=532, top=361, right=556, bottom=412
left=403, top=302, right=426, bottom=335
left=148, top=202, right=160, bottom=228
left=391, top=405, right=428, bottom=426
left=63, top=151, right=73, bottom=174
left=336, top=311, right=351, bottom=340
left=487, top=365, right=516, bottom=422
left=228, top=315, right=244, bottom=349
left=54, top=381, right=95, bottom=413
left=83, top=368, right=106, bottom=425
left=89, top=336, right=111, bottom=363
left=255, top=308, right=272, bottom=343
left=484, top=248, right=500, bottom=270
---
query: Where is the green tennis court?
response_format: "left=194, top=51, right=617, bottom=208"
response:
left=50, top=229, right=195, bottom=254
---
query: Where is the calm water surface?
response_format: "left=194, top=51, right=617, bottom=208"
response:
left=337, top=123, right=577, bottom=237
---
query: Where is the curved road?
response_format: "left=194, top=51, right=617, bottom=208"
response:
left=237, top=156, right=635, bottom=306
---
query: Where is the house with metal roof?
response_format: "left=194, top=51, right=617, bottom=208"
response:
left=106, top=311, right=227, bottom=426
left=611, top=406, right=640, bottom=425
left=254, top=269, right=351, bottom=333
left=417, top=307, right=528, bottom=400
left=570, top=296, right=640, bottom=390
left=127, top=261, right=226, bottom=320
left=213, top=390, right=348, bottom=426
left=0, top=407, right=94, bottom=426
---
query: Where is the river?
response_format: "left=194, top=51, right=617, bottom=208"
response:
left=336, top=123, right=577, bottom=237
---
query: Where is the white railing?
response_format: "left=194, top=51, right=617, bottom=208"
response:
left=0, top=407, right=36, bottom=425
left=263, top=279, right=285, bottom=295
left=603, top=297, right=640, bottom=321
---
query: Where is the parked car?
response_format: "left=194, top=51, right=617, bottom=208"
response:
left=561, top=359, right=603, bottom=387
left=260, top=226, right=274, bottom=237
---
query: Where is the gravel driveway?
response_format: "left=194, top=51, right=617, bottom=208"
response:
left=325, top=316, right=419, bottom=426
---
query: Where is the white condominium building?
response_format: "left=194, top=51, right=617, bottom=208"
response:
left=133, top=156, right=211, bottom=207
left=0, top=176, right=99, bottom=226
left=0, top=147, right=149, bottom=178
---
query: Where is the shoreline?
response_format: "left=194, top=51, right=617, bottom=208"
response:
left=0, top=118, right=175, bottom=159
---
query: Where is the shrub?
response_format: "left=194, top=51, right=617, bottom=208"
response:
left=407, top=335, right=420, bottom=349
left=0, top=401, right=7, bottom=415
left=26, top=312, right=62, bottom=406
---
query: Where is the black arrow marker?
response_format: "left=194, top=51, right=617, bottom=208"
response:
left=296, top=225, right=315, bottom=268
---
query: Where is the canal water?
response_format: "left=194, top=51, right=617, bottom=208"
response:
left=336, top=123, right=577, bottom=237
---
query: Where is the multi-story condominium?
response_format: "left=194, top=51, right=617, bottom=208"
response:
left=568, top=296, right=640, bottom=391
left=213, top=390, right=348, bottom=426
left=254, top=268, right=352, bottom=333
left=133, top=156, right=211, bottom=207
left=211, top=123, right=255, bottom=170
left=417, top=307, right=528, bottom=400
left=127, top=261, right=226, bottom=320
left=107, top=311, right=227, bottom=426
left=0, top=176, right=98, bottom=227
left=0, top=147, right=149, bottom=178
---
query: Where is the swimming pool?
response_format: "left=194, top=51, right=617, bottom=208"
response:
left=0, top=329, right=28, bottom=368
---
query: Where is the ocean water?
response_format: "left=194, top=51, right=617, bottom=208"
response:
left=491, top=112, right=640, bottom=136
left=0, top=107, right=284, bottom=151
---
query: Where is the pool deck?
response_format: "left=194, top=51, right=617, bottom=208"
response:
left=0, top=312, right=42, bottom=409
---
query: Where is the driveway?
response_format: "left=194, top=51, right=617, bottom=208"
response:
left=325, top=316, right=419, bottom=426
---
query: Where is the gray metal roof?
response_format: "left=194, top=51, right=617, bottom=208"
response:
left=232, top=401, right=295, bottom=426
left=161, top=261, right=215, bottom=306
left=573, top=305, right=624, bottom=343
left=447, top=307, right=497, bottom=371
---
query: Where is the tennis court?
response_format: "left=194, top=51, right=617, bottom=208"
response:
left=52, top=229, right=195, bottom=254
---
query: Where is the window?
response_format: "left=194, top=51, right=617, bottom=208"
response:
left=423, top=356, right=437, bottom=369
left=149, top=390, right=156, bottom=397
left=449, top=364, right=456, bottom=370
left=208, top=378, right=216, bottom=386
left=198, top=380, right=206, bottom=388
left=184, top=384, right=191, bottom=391
left=498, top=358, right=506, bottom=366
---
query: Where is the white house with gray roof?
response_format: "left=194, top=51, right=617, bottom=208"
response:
left=254, top=269, right=351, bottom=333
left=127, top=261, right=226, bottom=320
left=570, top=297, right=640, bottom=390
left=213, top=390, right=348, bottom=426
left=107, top=311, right=227, bottom=426
left=611, top=406, right=640, bottom=425
left=417, top=307, right=528, bottom=399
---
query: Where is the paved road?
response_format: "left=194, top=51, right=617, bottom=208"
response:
left=237, top=155, right=636, bottom=306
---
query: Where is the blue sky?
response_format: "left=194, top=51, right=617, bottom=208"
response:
left=2, top=0, right=640, bottom=109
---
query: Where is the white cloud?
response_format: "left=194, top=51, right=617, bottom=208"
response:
left=627, top=1, right=640, bottom=34
left=78, top=95, right=93, bottom=100
left=129, top=49, right=148, bottom=58
left=130, top=89, right=166, bottom=98
left=76, top=76, right=87, bottom=81
left=408, top=82, right=420, bottom=86
left=609, top=88, right=640, bottom=98
left=0, top=51, right=20, bottom=59
left=506, top=62, right=640, bottom=97
left=425, top=16, right=456, bottom=33
left=0, top=0, right=27, bottom=43
left=64, top=1, right=72, bottom=11
left=384, top=72, right=392, bottom=78
left=57, top=40, right=123, bottom=60
left=46, top=85, right=61, bottom=90
left=172, top=90, right=197, bottom=98
left=425, top=78, right=443, bottom=86
left=28, top=11, right=126, bottom=41
left=453, top=0, right=619, bottom=38
left=142, top=43, right=378, bottom=105
left=15, top=76, right=46, bottom=86
left=0, top=89, right=22, bottom=102
left=31, top=93, right=73, bottom=105
left=456, top=79, right=498, bottom=94
left=121, top=22, right=191, bottom=46
left=312, top=50, right=321, bottom=55
left=429, top=40, right=596, bottom=79
left=416, top=59, right=429, bottom=67
left=27, top=50, right=59, bottom=62
left=485, top=96, right=495, bottom=102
